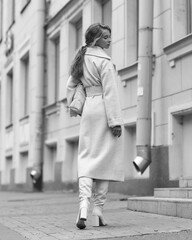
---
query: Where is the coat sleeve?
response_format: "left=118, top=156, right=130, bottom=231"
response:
left=101, top=60, right=123, bottom=128
left=66, top=75, right=81, bottom=106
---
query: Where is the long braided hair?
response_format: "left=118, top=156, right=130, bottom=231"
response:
left=70, top=23, right=111, bottom=79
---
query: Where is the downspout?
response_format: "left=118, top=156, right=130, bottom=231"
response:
left=133, top=0, right=154, bottom=174
left=30, top=0, right=46, bottom=189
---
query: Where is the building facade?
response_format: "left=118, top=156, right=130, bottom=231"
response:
left=0, top=0, right=192, bottom=195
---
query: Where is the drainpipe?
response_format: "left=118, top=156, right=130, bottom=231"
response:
left=133, top=0, right=154, bottom=174
left=30, top=0, right=45, bottom=189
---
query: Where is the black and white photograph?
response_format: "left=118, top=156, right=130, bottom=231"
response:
left=0, top=0, right=192, bottom=239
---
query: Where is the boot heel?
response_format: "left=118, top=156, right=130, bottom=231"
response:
left=76, top=208, right=87, bottom=229
left=80, top=207, right=87, bottom=220
left=92, top=215, right=100, bottom=226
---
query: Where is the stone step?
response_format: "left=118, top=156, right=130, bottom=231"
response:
left=154, top=188, right=192, bottom=199
left=127, top=196, right=192, bottom=219
left=179, top=177, right=192, bottom=188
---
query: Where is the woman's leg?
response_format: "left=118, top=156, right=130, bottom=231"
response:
left=76, top=177, right=93, bottom=229
left=92, top=179, right=109, bottom=226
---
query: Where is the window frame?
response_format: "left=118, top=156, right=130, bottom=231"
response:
left=7, top=0, right=15, bottom=29
left=6, top=69, right=14, bottom=127
left=187, top=0, right=192, bottom=34
left=101, top=0, right=112, bottom=56
left=54, top=36, right=60, bottom=102
left=0, top=0, right=3, bottom=43
left=0, top=83, right=1, bottom=129
left=20, top=0, right=31, bottom=13
left=75, top=18, right=82, bottom=50
left=68, top=14, right=83, bottom=70
left=20, top=53, right=30, bottom=118
left=172, top=0, right=192, bottom=42
left=125, top=0, right=139, bottom=66
left=46, top=33, right=61, bottom=105
left=101, top=0, right=112, bottom=26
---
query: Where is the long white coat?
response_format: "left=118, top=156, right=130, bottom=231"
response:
left=67, top=46, right=124, bottom=182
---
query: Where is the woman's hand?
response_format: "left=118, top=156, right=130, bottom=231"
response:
left=111, top=126, right=122, bottom=137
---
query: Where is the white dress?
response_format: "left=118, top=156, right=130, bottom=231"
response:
left=67, top=46, right=124, bottom=182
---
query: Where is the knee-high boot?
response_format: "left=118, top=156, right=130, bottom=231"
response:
left=92, top=180, right=109, bottom=227
left=76, top=177, right=93, bottom=229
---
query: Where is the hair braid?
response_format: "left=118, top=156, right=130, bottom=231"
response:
left=70, top=45, right=87, bottom=79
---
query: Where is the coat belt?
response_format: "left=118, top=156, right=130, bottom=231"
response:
left=85, top=85, right=103, bottom=97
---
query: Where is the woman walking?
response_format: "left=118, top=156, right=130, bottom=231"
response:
left=66, top=23, right=124, bottom=229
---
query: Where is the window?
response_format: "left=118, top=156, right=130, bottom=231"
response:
left=68, top=16, right=82, bottom=70
left=20, top=0, right=31, bottom=13
left=6, top=70, right=13, bottom=126
left=168, top=104, right=192, bottom=180
left=44, top=145, right=57, bottom=182
left=20, top=54, right=30, bottom=118
left=0, top=0, right=3, bottom=42
left=76, top=19, right=82, bottom=50
left=101, top=0, right=112, bottom=27
left=126, top=0, right=139, bottom=65
left=17, top=152, right=28, bottom=183
left=54, top=36, right=60, bottom=102
left=5, top=156, right=12, bottom=184
left=7, top=0, right=15, bottom=28
left=0, top=83, right=1, bottom=129
left=101, top=0, right=112, bottom=56
left=62, top=140, right=78, bottom=182
left=124, top=125, right=136, bottom=178
left=172, top=0, right=192, bottom=41
left=47, top=34, right=60, bottom=104
left=94, top=0, right=112, bottom=27
left=187, top=0, right=192, bottom=34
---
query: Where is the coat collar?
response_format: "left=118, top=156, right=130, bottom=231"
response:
left=85, top=46, right=111, bottom=60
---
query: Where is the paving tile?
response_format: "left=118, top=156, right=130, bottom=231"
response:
left=0, top=223, right=27, bottom=240
left=0, top=191, right=192, bottom=239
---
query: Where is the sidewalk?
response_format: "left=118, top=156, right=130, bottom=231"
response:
left=0, top=191, right=192, bottom=240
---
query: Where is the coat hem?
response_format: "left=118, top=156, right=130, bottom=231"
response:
left=78, top=174, right=124, bottom=182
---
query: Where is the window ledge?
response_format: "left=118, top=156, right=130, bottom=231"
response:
left=5, top=148, right=13, bottom=157
left=20, top=0, right=31, bottom=13
left=19, top=143, right=29, bottom=153
left=43, top=102, right=60, bottom=117
left=118, top=62, right=138, bottom=87
left=45, top=138, right=58, bottom=147
left=19, top=115, right=29, bottom=124
left=5, top=123, right=13, bottom=132
left=60, top=97, right=67, bottom=104
left=164, top=33, right=192, bottom=67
